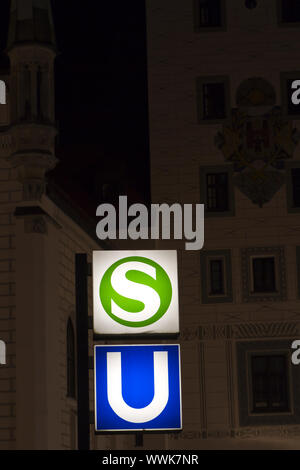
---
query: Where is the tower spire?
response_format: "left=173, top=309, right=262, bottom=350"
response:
left=7, top=0, right=57, bottom=201
left=7, top=0, right=56, bottom=51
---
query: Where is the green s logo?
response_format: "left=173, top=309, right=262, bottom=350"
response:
left=99, top=256, right=172, bottom=327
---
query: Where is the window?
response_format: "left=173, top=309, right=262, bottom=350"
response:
left=279, top=0, right=300, bottom=23
left=200, top=165, right=234, bottom=217
left=252, top=257, right=276, bottom=293
left=196, top=76, right=229, bottom=123
left=286, top=163, right=300, bottom=212
left=251, top=355, right=289, bottom=413
left=202, top=82, right=226, bottom=120
left=200, top=250, right=232, bottom=303
left=296, top=247, right=300, bottom=299
left=236, top=340, right=298, bottom=427
left=206, top=173, right=228, bottom=212
left=0, top=80, right=6, bottom=105
left=0, top=78, right=9, bottom=127
left=291, top=168, right=300, bottom=207
left=37, top=66, right=42, bottom=120
left=241, top=247, right=286, bottom=302
left=22, top=66, right=31, bottom=121
left=33, top=7, right=52, bottom=43
left=210, top=259, right=225, bottom=295
left=67, top=318, right=76, bottom=398
left=194, top=0, right=225, bottom=30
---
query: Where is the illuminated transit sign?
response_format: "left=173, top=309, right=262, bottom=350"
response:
left=94, top=344, right=182, bottom=432
left=93, top=250, right=179, bottom=336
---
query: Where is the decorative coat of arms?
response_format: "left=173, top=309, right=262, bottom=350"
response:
left=215, top=105, right=300, bottom=207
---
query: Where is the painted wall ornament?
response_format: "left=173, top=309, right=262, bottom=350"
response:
left=215, top=78, right=300, bottom=206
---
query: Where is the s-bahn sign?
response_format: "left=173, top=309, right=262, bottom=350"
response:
left=92, top=250, right=179, bottom=335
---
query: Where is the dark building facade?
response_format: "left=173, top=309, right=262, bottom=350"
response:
left=146, top=0, right=300, bottom=449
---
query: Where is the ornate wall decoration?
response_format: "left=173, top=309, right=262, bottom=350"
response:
left=169, top=431, right=202, bottom=440
left=181, top=327, right=199, bottom=341
left=236, top=77, right=276, bottom=107
left=232, top=321, right=299, bottom=339
left=215, top=78, right=300, bottom=207
left=198, top=324, right=231, bottom=340
left=169, top=426, right=300, bottom=440
left=180, top=321, right=300, bottom=341
left=233, top=426, right=300, bottom=438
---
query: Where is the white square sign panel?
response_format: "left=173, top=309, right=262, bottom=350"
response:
left=93, top=250, right=179, bottom=335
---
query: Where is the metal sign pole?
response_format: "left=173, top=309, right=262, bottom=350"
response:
left=75, top=253, right=90, bottom=450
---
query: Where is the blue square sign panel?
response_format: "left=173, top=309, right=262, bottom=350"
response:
left=94, top=344, right=182, bottom=431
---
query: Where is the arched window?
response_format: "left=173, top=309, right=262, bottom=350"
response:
left=0, top=80, right=9, bottom=126
left=21, top=65, right=31, bottom=120
left=37, top=66, right=42, bottom=120
left=0, top=80, right=6, bottom=104
left=67, top=318, right=76, bottom=398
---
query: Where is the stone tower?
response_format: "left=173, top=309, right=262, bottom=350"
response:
left=0, top=0, right=111, bottom=450
left=7, top=0, right=57, bottom=201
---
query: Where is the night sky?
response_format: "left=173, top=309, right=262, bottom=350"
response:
left=0, top=0, right=150, bottom=216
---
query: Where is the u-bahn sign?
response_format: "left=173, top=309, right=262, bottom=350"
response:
left=94, top=344, right=182, bottom=431
left=92, top=250, right=179, bottom=335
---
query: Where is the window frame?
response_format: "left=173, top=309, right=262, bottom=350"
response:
left=241, top=246, right=287, bottom=303
left=250, top=255, right=277, bottom=294
left=196, top=75, right=230, bottom=124
left=236, top=340, right=299, bottom=427
left=200, top=165, right=235, bottom=217
left=200, top=249, right=233, bottom=304
left=291, top=168, right=300, bottom=207
left=296, top=247, right=300, bottom=299
left=248, top=352, right=291, bottom=414
left=286, top=161, right=300, bottom=213
left=206, top=171, right=229, bottom=212
left=194, top=0, right=227, bottom=32
left=208, top=256, right=226, bottom=296
left=277, top=0, right=300, bottom=28
left=0, top=75, right=9, bottom=128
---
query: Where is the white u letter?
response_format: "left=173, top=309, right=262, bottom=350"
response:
left=107, top=351, right=169, bottom=423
